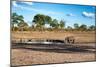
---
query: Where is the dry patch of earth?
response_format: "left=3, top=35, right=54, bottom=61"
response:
left=11, top=43, right=96, bottom=66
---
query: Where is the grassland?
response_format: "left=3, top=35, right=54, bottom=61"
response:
left=12, top=31, right=96, bottom=43
left=11, top=31, right=96, bottom=66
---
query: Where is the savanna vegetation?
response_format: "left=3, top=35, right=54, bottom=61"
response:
left=11, top=13, right=96, bottom=66
left=11, top=13, right=96, bottom=31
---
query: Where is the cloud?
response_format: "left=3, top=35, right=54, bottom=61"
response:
left=12, top=1, right=61, bottom=15
left=66, top=13, right=75, bottom=16
left=12, top=1, right=62, bottom=16
left=22, top=2, right=33, bottom=5
left=82, top=11, right=95, bottom=18
left=12, top=1, right=33, bottom=7
left=41, top=10, right=61, bottom=15
left=12, top=1, right=32, bottom=10
left=12, top=1, right=18, bottom=7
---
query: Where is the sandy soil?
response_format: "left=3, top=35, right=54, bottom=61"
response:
left=11, top=43, right=96, bottom=66
left=11, top=31, right=96, bottom=66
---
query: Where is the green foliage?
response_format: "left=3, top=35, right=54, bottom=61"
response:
left=67, top=26, right=73, bottom=31
left=12, top=27, right=19, bottom=31
left=11, top=13, right=95, bottom=31
left=32, top=14, right=62, bottom=31
left=18, top=22, right=28, bottom=27
left=11, top=13, right=24, bottom=25
left=79, top=24, right=87, bottom=31
left=18, top=22, right=29, bottom=31
left=11, top=13, right=24, bottom=31
left=88, top=25, right=96, bottom=31
left=74, top=23, right=79, bottom=30
left=33, top=14, right=45, bottom=26
left=59, top=20, right=65, bottom=29
left=50, top=19, right=59, bottom=29
left=32, top=14, right=46, bottom=31
left=45, top=15, right=52, bottom=24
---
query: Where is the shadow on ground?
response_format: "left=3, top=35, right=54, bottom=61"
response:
left=11, top=43, right=96, bottom=53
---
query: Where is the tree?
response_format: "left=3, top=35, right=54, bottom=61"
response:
left=79, top=24, right=87, bottom=31
left=32, top=14, right=66, bottom=31
left=45, top=15, right=52, bottom=29
left=59, top=20, right=65, bottom=29
left=18, top=22, right=28, bottom=31
left=67, top=26, right=73, bottom=31
left=11, top=13, right=24, bottom=31
left=74, top=23, right=79, bottom=30
left=50, top=19, right=59, bottom=29
left=45, top=15, right=52, bottom=24
left=32, top=14, right=46, bottom=31
left=88, top=25, right=96, bottom=31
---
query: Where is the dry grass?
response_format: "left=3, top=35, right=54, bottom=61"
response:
left=12, top=31, right=96, bottom=43
left=11, top=31, right=96, bottom=66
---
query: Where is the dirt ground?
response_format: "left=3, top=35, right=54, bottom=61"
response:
left=12, top=31, right=96, bottom=43
left=11, top=31, right=96, bottom=66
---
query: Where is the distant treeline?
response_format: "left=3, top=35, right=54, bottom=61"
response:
left=11, top=13, right=96, bottom=31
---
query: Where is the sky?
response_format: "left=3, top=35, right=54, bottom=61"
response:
left=12, top=1, right=96, bottom=28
